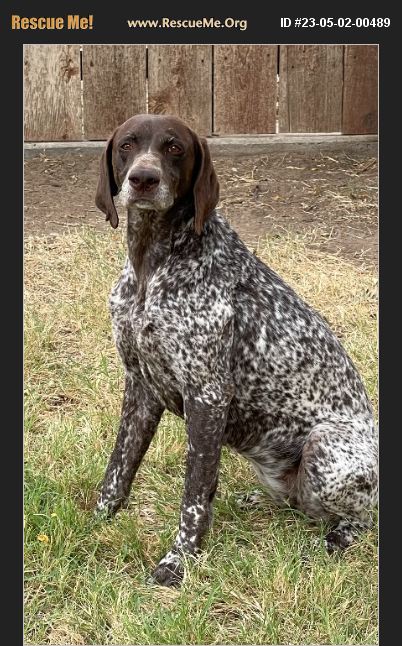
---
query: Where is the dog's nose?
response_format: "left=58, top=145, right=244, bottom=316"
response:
left=129, top=168, right=160, bottom=192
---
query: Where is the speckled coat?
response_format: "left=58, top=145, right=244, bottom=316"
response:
left=94, top=114, right=377, bottom=587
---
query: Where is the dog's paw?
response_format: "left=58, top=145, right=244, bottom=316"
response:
left=93, top=500, right=114, bottom=519
left=149, top=552, right=184, bottom=588
left=94, top=494, right=125, bottom=518
left=235, top=489, right=266, bottom=509
left=324, top=529, right=353, bottom=554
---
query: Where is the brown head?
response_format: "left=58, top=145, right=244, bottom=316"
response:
left=95, top=114, right=219, bottom=234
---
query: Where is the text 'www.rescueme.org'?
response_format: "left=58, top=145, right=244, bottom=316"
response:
left=127, top=17, right=248, bottom=31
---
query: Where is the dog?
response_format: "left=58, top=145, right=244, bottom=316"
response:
left=94, top=114, right=378, bottom=587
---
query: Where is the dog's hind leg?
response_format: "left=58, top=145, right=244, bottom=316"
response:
left=296, top=419, right=378, bottom=552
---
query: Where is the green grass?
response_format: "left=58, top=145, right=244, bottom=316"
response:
left=24, top=228, right=378, bottom=645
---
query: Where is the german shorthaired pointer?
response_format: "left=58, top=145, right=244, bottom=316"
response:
left=95, top=114, right=378, bottom=587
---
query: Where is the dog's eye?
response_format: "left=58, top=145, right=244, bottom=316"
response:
left=121, top=143, right=132, bottom=151
left=167, top=144, right=182, bottom=155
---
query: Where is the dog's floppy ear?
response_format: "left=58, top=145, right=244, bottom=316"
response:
left=193, top=136, right=219, bottom=235
left=95, top=129, right=119, bottom=229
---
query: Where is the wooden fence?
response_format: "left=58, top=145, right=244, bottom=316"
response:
left=24, top=45, right=378, bottom=141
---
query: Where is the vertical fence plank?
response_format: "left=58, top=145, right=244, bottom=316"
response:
left=148, top=45, right=212, bottom=135
left=214, top=46, right=278, bottom=134
left=342, top=46, right=378, bottom=134
left=278, top=46, right=290, bottom=133
left=279, top=45, right=343, bottom=132
left=24, top=45, right=82, bottom=141
left=82, top=45, right=147, bottom=140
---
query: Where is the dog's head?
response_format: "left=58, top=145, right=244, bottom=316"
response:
left=95, top=114, right=219, bottom=234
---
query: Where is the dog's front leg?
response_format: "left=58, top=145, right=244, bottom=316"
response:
left=96, top=371, right=164, bottom=515
left=151, top=385, right=232, bottom=587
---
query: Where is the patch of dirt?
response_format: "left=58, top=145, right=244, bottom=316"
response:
left=24, top=149, right=378, bottom=265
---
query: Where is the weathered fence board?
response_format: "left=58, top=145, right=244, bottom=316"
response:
left=82, top=45, right=147, bottom=140
left=279, top=45, right=343, bottom=132
left=24, top=45, right=82, bottom=141
left=24, top=45, right=378, bottom=140
left=148, top=45, right=212, bottom=135
left=342, top=45, right=378, bottom=134
left=214, top=45, right=278, bottom=134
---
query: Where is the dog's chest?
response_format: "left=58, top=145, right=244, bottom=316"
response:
left=109, top=263, right=183, bottom=410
